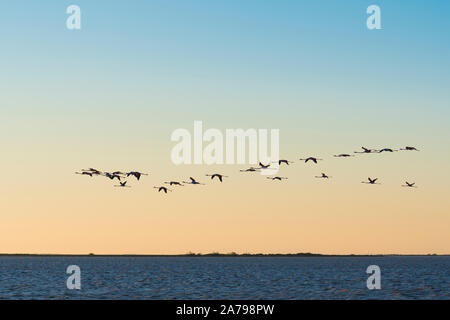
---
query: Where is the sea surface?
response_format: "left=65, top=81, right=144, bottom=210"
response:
left=0, top=256, right=448, bottom=299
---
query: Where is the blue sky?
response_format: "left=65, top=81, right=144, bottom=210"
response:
left=0, top=1, right=449, bottom=254
left=2, top=1, right=448, bottom=148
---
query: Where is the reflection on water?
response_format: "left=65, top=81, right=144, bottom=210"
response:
left=0, top=256, right=448, bottom=299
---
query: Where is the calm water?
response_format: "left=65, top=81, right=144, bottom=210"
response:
left=0, top=256, right=448, bottom=299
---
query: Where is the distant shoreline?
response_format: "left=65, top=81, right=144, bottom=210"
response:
left=0, top=253, right=447, bottom=257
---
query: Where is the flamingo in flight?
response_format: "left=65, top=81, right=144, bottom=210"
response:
left=206, top=174, right=228, bottom=182
left=76, top=171, right=94, bottom=177
left=82, top=168, right=102, bottom=175
left=164, top=181, right=184, bottom=186
left=154, top=186, right=172, bottom=193
left=127, top=171, right=148, bottom=181
left=104, top=172, right=122, bottom=181
left=402, top=182, right=417, bottom=188
left=299, top=157, right=323, bottom=164
left=114, top=181, right=131, bottom=188
left=333, top=154, right=354, bottom=158
left=362, top=177, right=380, bottom=185
left=257, top=162, right=276, bottom=170
left=377, top=148, right=398, bottom=153
left=354, top=147, right=376, bottom=154
left=182, top=177, right=205, bottom=185
left=275, top=159, right=294, bottom=166
left=400, top=146, right=419, bottom=151
left=315, top=173, right=331, bottom=179
left=267, top=176, right=288, bottom=181
left=240, top=167, right=260, bottom=172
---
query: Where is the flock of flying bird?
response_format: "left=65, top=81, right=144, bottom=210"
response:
left=75, top=145, right=420, bottom=193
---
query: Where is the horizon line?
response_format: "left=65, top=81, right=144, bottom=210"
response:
left=0, top=252, right=448, bottom=257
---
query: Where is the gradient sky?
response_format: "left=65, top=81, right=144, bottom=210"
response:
left=1, top=1, right=449, bottom=254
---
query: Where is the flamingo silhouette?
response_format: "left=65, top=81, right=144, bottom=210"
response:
left=154, top=186, right=172, bottom=193
left=104, top=172, right=122, bottom=181
left=377, top=148, right=398, bottom=153
left=267, top=176, right=288, bottom=181
left=362, top=177, right=380, bottom=185
left=114, top=181, right=131, bottom=188
left=182, top=177, right=205, bottom=185
left=127, top=171, right=148, bottom=181
left=400, top=146, right=419, bottom=151
left=164, top=181, right=184, bottom=186
left=257, top=162, right=277, bottom=170
left=315, top=173, right=331, bottom=179
left=354, top=147, right=376, bottom=154
left=333, top=154, right=354, bottom=158
left=240, top=167, right=260, bottom=172
left=274, top=159, right=294, bottom=166
left=206, top=174, right=228, bottom=182
left=299, top=157, right=323, bottom=164
left=81, top=168, right=102, bottom=175
left=402, top=182, right=417, bottom=188
left=76, top=171, right=93, bottom=177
